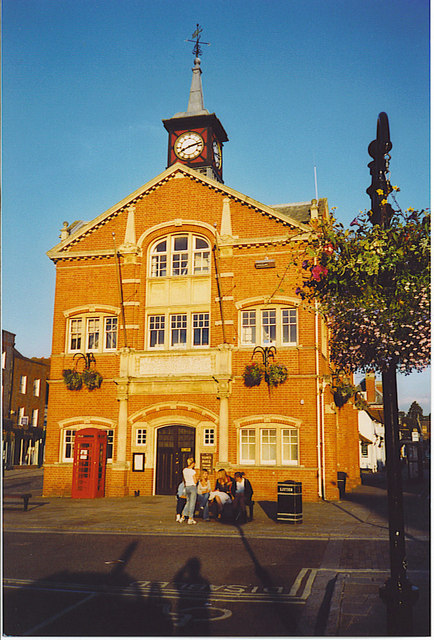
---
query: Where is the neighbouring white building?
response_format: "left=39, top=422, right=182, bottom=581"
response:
left=358, top=373, right=385, bottom=472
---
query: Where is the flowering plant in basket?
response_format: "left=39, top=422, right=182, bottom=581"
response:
left=242, top=362, right=264, bottom=387
left=265, top=363, right=288, bottom=388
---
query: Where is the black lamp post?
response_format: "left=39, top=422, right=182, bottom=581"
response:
left=366, top=112, right=419, bottom=635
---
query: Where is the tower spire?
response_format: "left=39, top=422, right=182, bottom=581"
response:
left=163, top=24, right=228, bottom=182
left=186, top=57, right=207, bottom=115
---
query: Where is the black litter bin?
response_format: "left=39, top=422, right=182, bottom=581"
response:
left=277, top=480, right=302, bottom=523
left=337, top=472, right=347, bottom=499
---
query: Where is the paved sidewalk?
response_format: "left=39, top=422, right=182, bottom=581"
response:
left=2, top=467, right=430, bottom=636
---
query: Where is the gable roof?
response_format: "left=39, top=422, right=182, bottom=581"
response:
left=47, top=163, right=313, bottom=260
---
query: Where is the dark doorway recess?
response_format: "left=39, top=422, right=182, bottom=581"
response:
left=156, top=425, right=195, bottom=495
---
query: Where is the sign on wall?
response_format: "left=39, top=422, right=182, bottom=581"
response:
left=200, top=453, right=213, bottom=472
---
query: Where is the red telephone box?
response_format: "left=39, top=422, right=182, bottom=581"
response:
left=71, top=428, right=107, bottom=498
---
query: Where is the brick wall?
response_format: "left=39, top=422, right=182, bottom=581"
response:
left=43, top=170, right=360, bottom=501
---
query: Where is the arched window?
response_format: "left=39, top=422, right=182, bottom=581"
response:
left=150, top=234, right=210, bottom=277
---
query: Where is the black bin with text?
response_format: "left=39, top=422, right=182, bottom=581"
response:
left=277, top=480, right=302, bottom=523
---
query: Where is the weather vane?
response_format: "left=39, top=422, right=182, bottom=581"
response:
left=186, top=23, right=210, bottom=57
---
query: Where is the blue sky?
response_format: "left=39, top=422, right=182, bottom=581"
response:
left=3, top=0, right=430, bottom=413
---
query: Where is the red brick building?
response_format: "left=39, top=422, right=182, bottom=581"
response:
left=2, top=330, right=50, bottom=467
left=43, top=56, right=360, bottom=500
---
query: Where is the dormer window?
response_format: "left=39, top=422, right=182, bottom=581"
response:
left=150, top=234, right=210, bottom=277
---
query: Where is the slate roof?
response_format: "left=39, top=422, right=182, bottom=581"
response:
left=270, top=198, right=328, bottom=224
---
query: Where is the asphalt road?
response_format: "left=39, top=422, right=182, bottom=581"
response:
left=4, top=531, right=328, bottom=636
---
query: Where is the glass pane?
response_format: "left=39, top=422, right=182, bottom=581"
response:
left=242, top=311, right=256, bottom=344
left=193, top=251, right=210, bottom=273
left=195, top=237, right=208, bottom=249
left=241, top=429, right=255, bottom=462
left=171, top=315, right=187, bottom=346
left=70, top=319, right=82, bottom=351
left=155, top=240, right=167, bottom=252
left=151, top=254, right=167, bottom=277
left=172, top=253, right=188, bottom=275
left=282, top=309, right=297, bottom=343
left=261, top=429, right=276, bottom=463
left=87, top=318, right=100, bottom=350
left=105, top=317, right=117, bottom=349
left=174, top=236, right=188, bottom=251
left=262, top=310, right=276, bottom=344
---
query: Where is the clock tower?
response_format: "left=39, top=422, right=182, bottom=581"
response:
left=163, top=49, right=228, bottom=183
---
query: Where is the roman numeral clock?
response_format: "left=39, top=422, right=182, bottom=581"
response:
left=162, top=27, right=228, bottom=183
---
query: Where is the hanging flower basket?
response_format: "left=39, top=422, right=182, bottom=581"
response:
left=81, top=369, right=103, bottom=390
left=62, top=352, right=103, bottom=391
left=62, top=369, right=83, bottom=391
left=265, top=363, right=288, bottom=388
left=331, top=379, right=358, bottom=408
left=333, top=388, right=352, bottom=408
left=242, top=362, right=264, bottom=387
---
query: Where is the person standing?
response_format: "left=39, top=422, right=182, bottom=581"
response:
left=175, top=480, right=187, bottom=522
left=180, top=458, right=198, bottom=524
left=196, top=469, right=211, bottom=521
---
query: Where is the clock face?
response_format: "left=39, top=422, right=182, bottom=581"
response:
left=174, top=132, right=204, bottom=160
left=213, top=140, right=222, bottom=169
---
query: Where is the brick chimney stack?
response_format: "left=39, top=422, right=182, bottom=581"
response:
left=365, top=372, right=376, bottom=403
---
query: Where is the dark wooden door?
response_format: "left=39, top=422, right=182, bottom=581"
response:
left=156, top=425, right=195, bottom=495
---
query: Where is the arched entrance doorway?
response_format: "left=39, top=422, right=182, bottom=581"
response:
left=156, top=425, right=195, bottom=495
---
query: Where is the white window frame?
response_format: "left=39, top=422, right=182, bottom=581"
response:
left=149, top=233, right=210, bottom=278
left=260, top=428, right=277, bottom=465
left=192, top=313, right=210, bottom=347
left=19, top=376, right=27, bottom=394
left=171, top=313, right=188, bottom=348
left=239, top=425, right=300, bottom=466
left=33, top=379, right=41, bottom=397
left=67, top=315, right=118, bottom=354
left=136, top=428, right=147, bottom=446
left=240, top=306, right=298, bottom=347
left=282, top=308, right=297, bottom=345
left=240, top=428, right=256, bottom=464
left=241, top=310, right=256, bottom=345
left=31, top=409, right=39, bottom=427
left=63, top=429, right=76, bottom=462
left=281, top=428, right=299, bottom=465
left=105, top=317, right=118, bottom=350
left=147, top=311, right=210, bottom=350
left=149, top=315, right=166, bottom=349
left=204, top=428, right=215, bottom=446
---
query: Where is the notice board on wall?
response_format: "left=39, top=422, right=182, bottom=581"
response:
left=200, top=453, right=213, bottom=473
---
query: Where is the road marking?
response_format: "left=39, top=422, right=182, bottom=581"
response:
left=8, top=527, right=422, bottom=541
left=3, top=576, right=310, bottom=604
left=163, top=604, right=232, bottom=628
left=21, top=593, right=96, bottom=636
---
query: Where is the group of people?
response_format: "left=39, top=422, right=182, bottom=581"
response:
left=176, top=458, right=254, bottom=525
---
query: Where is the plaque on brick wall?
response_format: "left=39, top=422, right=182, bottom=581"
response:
left=200, top=453, right=213, bottom=472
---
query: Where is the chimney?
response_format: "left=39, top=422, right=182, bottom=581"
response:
left=365, top=372, right=376, bottom=403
